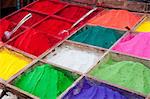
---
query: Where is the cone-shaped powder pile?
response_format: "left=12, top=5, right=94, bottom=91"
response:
left=113, top=32, right=150, bottom=58
left=88, top=10, right=141, bottom=30
left=0, top=48, right=31, bottom=80
left=13, top=64, right=75, bottom=99
left=44, top=43, right=103, bottom=73
left=90, top=60, right=150, bottom=94
left=69, top=25, right=123, bottom=49
left=9, top=29, right=60, bottom=56
left=34, top=18, right=72, bottom=39
left=63, top=78, right=129, bottom=99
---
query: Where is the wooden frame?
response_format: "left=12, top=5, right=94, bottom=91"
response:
left=0, top=0, right=149, bottom=98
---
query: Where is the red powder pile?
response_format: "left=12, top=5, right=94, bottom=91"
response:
left=7, top=10, right=46, bottom=27
left=34, top=18, right=72, bottom=39
left=56, top=5, right=90, bottom=21
left=9, top=29, right=60, bottom=56
left=0, top=19, right=25, bottom=42
left=27, top=0, right=66, bottom=15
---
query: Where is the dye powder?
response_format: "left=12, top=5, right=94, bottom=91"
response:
left=27, top=0, right=65, bottom=14
left=135, top=19, right=150, bottom=32
left=34, top=18, right=72, bottom=39
left=9, top=29, right=60, bottom=56
left=88, top=10, right=141, bottom=30
left=8, top=10, right=45, bottom=27
left=45, top=43, right=103, bottom=73
left=14, top=64, right=74, bottom=99
left=0, top=48, right=31, bottom=80
left=113, top=32, right=150, bottom=58
left=0, top=19, right=24, bottom=42
left=90, top=60, right=150, bottom=94
left=69, top=26, right=123, bottom=49
left=63, top=79, right=128, bottom=99
left=56, top=5, right=89, bottom=21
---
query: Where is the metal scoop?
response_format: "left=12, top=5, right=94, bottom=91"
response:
left=59, top=7, right=97, bottom=35
left=4, top=13, right=32, bottom=40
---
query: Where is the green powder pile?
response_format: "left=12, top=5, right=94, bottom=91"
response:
left=90, top=60, right=150, bottom=94
left=69, top=25, right=123, bottom=49
left=13, top=64, right=75, bottom=99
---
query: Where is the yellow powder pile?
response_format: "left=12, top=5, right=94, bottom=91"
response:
left=0, top=48, right=31, bottom=80
left=135, top=18, right=150, bottom=32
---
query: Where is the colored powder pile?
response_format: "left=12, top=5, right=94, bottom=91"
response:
left=9, top=29, right=60, bottom=56
left=34, top=18, right=72, bottom=39
left=8, top=10, right=45, bottom=27
left=0, top=48, right=31, bottom=80
left=56, top=5, right=89, bottom=21
left=69, top=26, right=123, bottom=49
left=135, top=18, right=150, bottom=32
left=63, top=78, right=128, bottom=99
left=0, top=19, right=24, bottom=42
left=88, top=10, right=141, bottom=30
left=90, top=60, right=150, bottom=94
left=113, top=32, right=150, bottom=58
left=45, top=43, right=103, bottom=73
left=27, top=0, right=65, bottom=14
left=14, top=64, right=75, bottom=99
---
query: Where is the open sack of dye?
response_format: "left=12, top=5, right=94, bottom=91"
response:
left=69, top=25, right=123, bottom=49
left=90, top=60, right=150, bottom=94
left=13, top=64, right=75, bottom=99
left=27, top=0, right=66, bottom=14
left=9, top=29, right=60, bottom=56
left=88, top=10, right=142, bottom=30
left=0, top=19, right=24, bottom=42
left=0, top=48, right=31, bottom=80
left=113, top=32, right=150, bottom=59
left=63, top=78, right=144, bottom=99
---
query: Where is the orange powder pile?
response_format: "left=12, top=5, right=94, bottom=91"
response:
left=88, top=10, right=142, bottom=30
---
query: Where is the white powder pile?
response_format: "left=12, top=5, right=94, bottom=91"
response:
left=45, top=44, right=104, bottom=73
